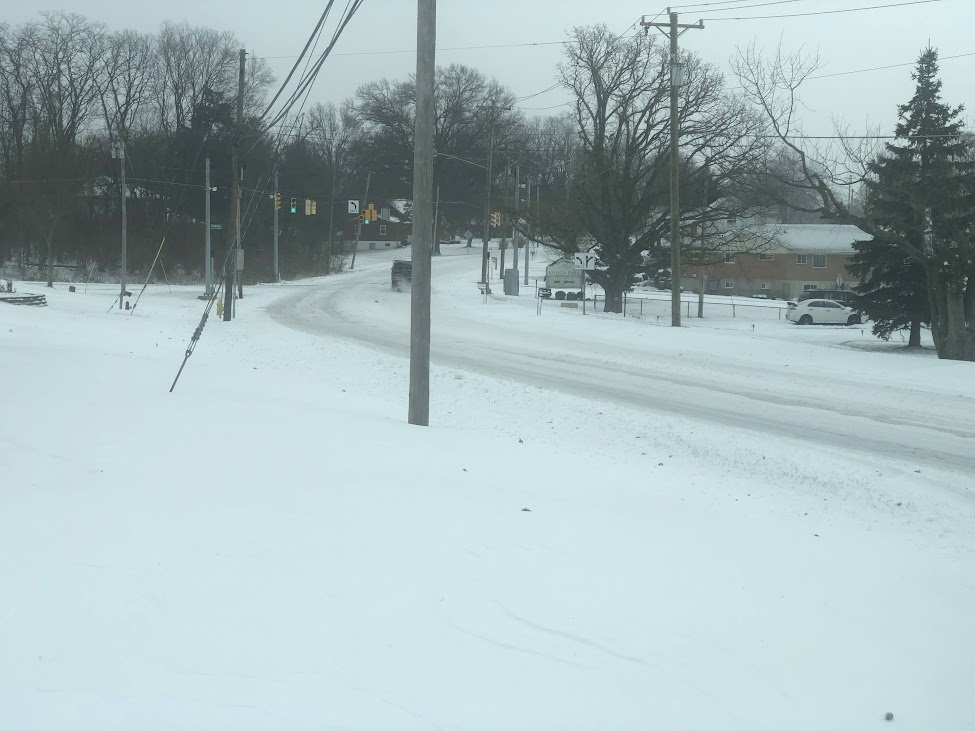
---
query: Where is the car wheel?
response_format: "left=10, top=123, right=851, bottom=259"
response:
left=798, top=314, right=813, bottom=325
left=847, top=315, right=860, bottom=326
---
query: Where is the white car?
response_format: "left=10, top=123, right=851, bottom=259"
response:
left=787, top=298, right=862, bottom=326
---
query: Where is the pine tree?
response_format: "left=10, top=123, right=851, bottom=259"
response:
left=848, top=236, right=929, bottom=345
left=854, top=48, right=975, bottom=359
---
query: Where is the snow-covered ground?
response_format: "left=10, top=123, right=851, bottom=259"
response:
left=2, top=245, right=973, bottom=730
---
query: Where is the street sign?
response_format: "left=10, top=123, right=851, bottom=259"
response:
left=546, top=257, right=584, bottom=289
left=210, top=223, right=222, bottom=230
left=464, top=229, right=474, bottom=239
left=573, top=252, right=600, bottom=270
left=348, top=200, right=360, bottom=214
left=538, top=287, right=552, bottom=298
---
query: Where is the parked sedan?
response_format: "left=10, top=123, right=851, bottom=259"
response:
left=786, top=298, right=862, bottom=326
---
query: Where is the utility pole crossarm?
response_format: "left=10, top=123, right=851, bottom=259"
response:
left=640, top=16, right=703, bottom=30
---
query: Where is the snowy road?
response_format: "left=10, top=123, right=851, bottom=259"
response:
left=270, top=251, right=975, bottom=475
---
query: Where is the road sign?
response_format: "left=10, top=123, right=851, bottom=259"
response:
left=348, top=200, right=360, bottom=214
left=538, top=287, right=552, bottom=298
left=573, top=252, right=600, bottom=270
left=464, top=229, right=474, bottom=239
left=209, top=223, right=222, bottom=230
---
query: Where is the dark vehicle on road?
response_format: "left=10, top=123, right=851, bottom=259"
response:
left=391, top=260, right=412, bottom=292
left=797, top=288, right=855, bottom=305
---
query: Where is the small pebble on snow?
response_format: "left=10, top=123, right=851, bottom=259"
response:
left=885, top=712, right=894, bottom=721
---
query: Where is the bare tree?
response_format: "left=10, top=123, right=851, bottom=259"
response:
left=549, top=25, right=767, bottom=312
left=99, top=29, right=155, bottom=145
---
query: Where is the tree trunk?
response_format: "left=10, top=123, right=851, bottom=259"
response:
left=324, top=239, right=332, bottom=275
left=930, top=276, right=975, bottom=361
left=46, top=236, right=54, bottom=288
left=908, top=318, right=921, bottom=348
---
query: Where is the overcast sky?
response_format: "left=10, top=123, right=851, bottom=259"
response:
left=8, top=0, right=973, bottom=133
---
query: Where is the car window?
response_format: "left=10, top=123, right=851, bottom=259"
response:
left=823, top=301, right=842, bottom=308
left=808, top=301, right=823, bottom=308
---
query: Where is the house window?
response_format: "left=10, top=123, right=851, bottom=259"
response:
left=758, top=253, right=775, bottom=261
left=760, top=282, right=770, bottom=290
left=724, top=281, right=735, bottom=289
left=724, top=253, right=735, bottom=264
left=379, top=224, right=387, bottom=236
left=812, top=254, right=827, bottom=268
left=796, top=254, right=807, bottom=265
left=803, top=284, right=818, bottom=292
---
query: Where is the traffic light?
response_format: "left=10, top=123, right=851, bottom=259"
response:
left=304, top=198, right=311, bottom=215
left=274, top=191, right=281, bottom=210
left=290, top=197, right=297, bottom=214
left=490, top=211, right=501, bottom=227
left=311, top=200, right=317, bottom=215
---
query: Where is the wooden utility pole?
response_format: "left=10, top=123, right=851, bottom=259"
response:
left=224, top=48, right=246, bottom=321
left=273, top=167, right=280, bottom=281
left=205, top=156, right=212, bottom=295
left=510, top=155, right=520, bottom=295
left=350, top=171, right=371, bottom=271
left=325, top=157, right=337, bottom=274
left=409, top=0, right=435, bottom=426
left=641, top=10, right=702, bottom=327
left=118, top=145, right=127, bottom=309
left=480, top=118, right=495, bottom=285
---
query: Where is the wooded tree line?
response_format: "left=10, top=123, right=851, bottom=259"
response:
left=3, top=13, right=971, bottom=360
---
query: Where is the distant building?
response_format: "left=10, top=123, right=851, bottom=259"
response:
left=681, top=223, right=869, bottom=300
left=342, top=200, right=412, bottom=252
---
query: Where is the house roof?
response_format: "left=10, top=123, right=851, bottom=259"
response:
left=765, top=224, right=869, bottom=255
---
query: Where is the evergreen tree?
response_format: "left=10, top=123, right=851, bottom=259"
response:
left=848, top=236, right=929, bottom=345
left=853, top=48, right=975, bottom=358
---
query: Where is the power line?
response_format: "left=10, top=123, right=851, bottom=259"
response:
left=702, top=0, right=946, bottom=21
left=256, top=40, right=568, bottom=60
left=258, top=5, right=332, bottom=123
left=515, top=82, right=562, bottom=102
left=673, top=0, right=803, bottom=7
left=676, top=0, right=806, bottom=12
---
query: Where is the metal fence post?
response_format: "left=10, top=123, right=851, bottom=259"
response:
left=640, top=299, right=643, bottom=317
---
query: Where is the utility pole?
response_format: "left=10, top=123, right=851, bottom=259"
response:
left=433, top=185, right=441, bottom=254
left=273, top=167, right=280, bottom=281
left=205, top=156, right=212, bottom=296
left=325, top=157, right=337, bottom=275
left=350, top=170, right=371, bottom=271
left=641, top=10, right=702, bottom=327
left=224, top=48, right=246, bottom=321
left=698, top=169, right=709, bottom=319
left=480, top=117, right=495, bottom=285
left=499, top=160, right=510, bottom=275
left=409, top=0, right=435, bottom=426
left=118, top=145, right=126, bottom=309
left=524, top=175, right=531, bottom=285
left=510, top=156, right=520, bottom=295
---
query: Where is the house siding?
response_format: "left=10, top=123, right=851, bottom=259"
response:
left=682, top=252, right=857, bottom=300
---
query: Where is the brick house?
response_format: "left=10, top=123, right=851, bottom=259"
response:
left=680, top=223, right=869, bottom=300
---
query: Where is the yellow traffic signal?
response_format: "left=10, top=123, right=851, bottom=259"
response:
left=490, top=211, right=501, bottom=227
left=274, top=191, right=281, bottom=210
